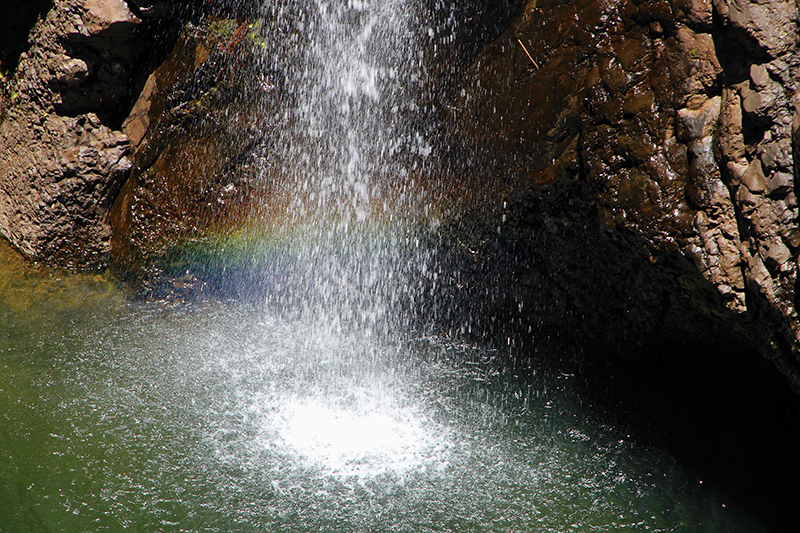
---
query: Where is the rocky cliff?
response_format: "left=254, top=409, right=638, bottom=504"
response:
left=2, top=0, right=800, bottom=384
left=3, top=2, right=800, bottom=528
left=426, top=0, right=800, bottom=385
left=0, top=0, right=140, bottom=268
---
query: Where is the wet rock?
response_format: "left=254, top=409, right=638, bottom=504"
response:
left=712, top=0, right=799, bottom=57
left=108, top=17, right=282, bottom=287
left=121, top=74, right=157, bottom=149
left=436, top=0, right=800, bottom=388
left=673, top=28, right=721, bottom=98
left=677, top=95, right=720, bottom=140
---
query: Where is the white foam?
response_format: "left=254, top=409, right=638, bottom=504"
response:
left=274, top=391, right=442, bottom=478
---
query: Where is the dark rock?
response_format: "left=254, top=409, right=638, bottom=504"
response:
left=0, top=0, right=53, bottom=72
left=432, top=0, right=800, bottom=398
left=108, top=17, right=282, bottom=290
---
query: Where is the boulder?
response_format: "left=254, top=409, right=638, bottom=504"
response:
left=0, top=0, right=145, bottom=268
left=107, top=17, right=284, bottom=294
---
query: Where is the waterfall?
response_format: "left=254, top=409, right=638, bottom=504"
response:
left=243, top=0, right=434, bottom=334
left=0, top=2, right=776, bottom=531
left=265, top=0, right=422, bottom=212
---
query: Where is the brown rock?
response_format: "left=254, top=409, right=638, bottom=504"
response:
left=763, top=239, right=792, bottom=272
left=672, top=0, right=713, bottom=26
left=122, top=74, right=157, bottom=149
left=623, top=84, right=655, bottom=116
left=750, top=63, right=770, bottom=88
left=795, top=90, right=800, bottom=181
left=746, top=251, right=771, bottom=286
left=740, top=84, right=763, bottom=115
left=717, top=87, right=746, bottom=169
left=713, top=0, right=799, bottom=57
left=740, top=159, right=768, bottom=193
left=673, top=28, right=721, bottom=97
left=109, top=18, right=276, bottom=277
left=766, top=172, right=792, bottom=198
left=0, top=0, right=170, bottom=268
left=81, top=0, right=139, bottom=34
left=677, top=95, right=721, bottom=140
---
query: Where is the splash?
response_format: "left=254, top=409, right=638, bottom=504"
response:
left=275, top=393, right=443, bottom=478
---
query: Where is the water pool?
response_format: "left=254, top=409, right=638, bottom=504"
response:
left=0, top=242, right=767, bottom=532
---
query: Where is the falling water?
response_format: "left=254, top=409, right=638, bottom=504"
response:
left=0, top=1, right=775, bottom=531
left=264, top=0, right=426, bottom=216
left=238, top=0, right=435, bottom=333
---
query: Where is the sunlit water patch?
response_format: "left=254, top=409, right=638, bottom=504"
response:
left=0, top=258, right=769, bottom=532
left=274, top=395, right=442, bottom=477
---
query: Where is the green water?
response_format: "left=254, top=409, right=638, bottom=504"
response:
left=0, top=242, right=767, bottom=532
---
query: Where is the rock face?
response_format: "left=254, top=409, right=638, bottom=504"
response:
left=0, top=0, right=254, bottom=269
left=3, top=2, right=800, bottom=528
left=432, top=0, right=800, bottom=386
left=0, top=0, right=142, bottom=268
left=2, top=0, right=800, bottom=386
left=108, top=17, right=282, bottom=296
